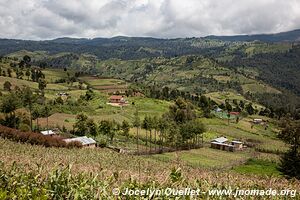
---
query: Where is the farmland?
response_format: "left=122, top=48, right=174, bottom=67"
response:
left=0, top=48, right=300, bottom=199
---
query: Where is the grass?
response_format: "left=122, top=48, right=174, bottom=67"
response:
left=233, top=159, right=281, bottom=177
left=242, top=83, right=281, bottom=94
left=1, top=137, right=299, bottom=199
left=0, top=76, right=68, bottom=91
left=153, top=147, right=251, bottom=169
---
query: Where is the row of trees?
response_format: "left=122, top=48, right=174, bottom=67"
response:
left=72, top=113, right=130, bottom=142
left=71, top=98, right=206, bottom=153
left=133, top=98, right=205, bottom=153
left=0, top=86, right=51, bottom=131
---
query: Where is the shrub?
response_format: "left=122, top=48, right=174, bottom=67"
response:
left=0, top=125, right=82, bottom=148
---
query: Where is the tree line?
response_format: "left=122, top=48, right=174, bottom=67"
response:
left=71, top=98, right=205, bottom=153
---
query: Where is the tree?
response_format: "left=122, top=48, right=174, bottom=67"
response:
left=85, top=89, right=94, bottom=101
left=87, top=118, right=97, bottom=136
left=121, top=120, right=130, bottom=141
left=0, top=93, right=20, bottom=128
left=3, top=81, right=12, bottom=91
left=245, top=103, right=255, bottom=115
left=38, top=78, right=47, bottom=94
left=32, top=105, right=41, bottom=131
left=99, top=120, right=114, bottom=142
left=7, top=68, right=12, bottom=77
left=166, top=97, right=196, bottom=124
left=73, top=113, right=88, bottom=136
left=23, top=55, right=31, bottom=67
left=142, top=116, right=150, bottom=148
left=180, top=120, right=206, bottom=147
left=22, top=87, right=36, bottom=131
left=132, top=109, right=140, bottom=153
left=25, top=69, right=31, bottom=80
left=158, top=117, right=168, bottom=150
left=278, top=120, right=300, bottom=179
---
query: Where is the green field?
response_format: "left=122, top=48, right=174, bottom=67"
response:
left=233, top=159, right=281, bottom=177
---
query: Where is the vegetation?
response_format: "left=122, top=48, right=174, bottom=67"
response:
left=278, top=120, right=300, bottom=179
left=0, top=125, right=81, bottom=148
left=1, top=31, right=300, bottom=198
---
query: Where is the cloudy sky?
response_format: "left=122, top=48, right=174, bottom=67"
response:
left=0, top=0, right=300, bottom=40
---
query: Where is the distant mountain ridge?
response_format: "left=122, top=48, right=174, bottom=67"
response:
left=205, top=29, right=300, bottom=42
left=0, top=29, right=300, bottom=59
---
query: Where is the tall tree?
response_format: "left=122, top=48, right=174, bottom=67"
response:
left=278, top=119, right=300, bottom=179
left=132, top=109, right=141, bottom=153
left=0, top=93, right=20, bottom=128
left=121, top=120, right=130, bottom=141
left=73, top=113, right=88, bottom=136
left=22, top=87, right=36, bottom=131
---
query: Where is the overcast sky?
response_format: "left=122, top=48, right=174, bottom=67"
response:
left=0, top=0, right=300, bottom=40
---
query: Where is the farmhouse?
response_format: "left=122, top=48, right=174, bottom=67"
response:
left=215, top=107, right=222, bottom=112
left=63, top=136, right=96, bottom=148
left=108, top=95, right=126, bottom=104
left=229, top=111, right=240, bottom=115
left=211, top=137, right=243, bottom=152
left=40, top=130, right=56, bottom=136
left=253, top=118, right=263, bottom=124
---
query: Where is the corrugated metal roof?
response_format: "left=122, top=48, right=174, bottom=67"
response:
left=212, top=137, right=228, bottom=143
left=41, top=130, right=56, bottom=135
left=232, top=140, right=243, bottom=144
left=64, top=136, right=96, bottom=145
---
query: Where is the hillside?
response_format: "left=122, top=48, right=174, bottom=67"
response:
left=1, top=32, right=300, bottom=199
left=206, top=29, right=300, bottom=42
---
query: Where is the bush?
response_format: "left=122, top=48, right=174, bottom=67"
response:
left=0, top=125, right=82, bottom=148
left=97, top=138, right=107, bottom=148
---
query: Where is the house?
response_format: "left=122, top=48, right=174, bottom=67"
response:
left=41, top=130, right=56, bottom=136
left=212, top=137, right=228, bottom=143
left=215, top=107, right=222, bottom=112
left=63, top=136, right=96, bottom=148
left=253, top=118, right=263, bottom=124
left=211, top=137, right=243, bottom=152
left=57, top=92, right=69, bottom=97
left=109, top=95, right=126, bottom=104
left=229, top=112, right=240, bottom=115
left=231, top=140, right=243, bottom=150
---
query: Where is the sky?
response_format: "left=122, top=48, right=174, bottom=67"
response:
left=0, top=0, right=300, bottom=40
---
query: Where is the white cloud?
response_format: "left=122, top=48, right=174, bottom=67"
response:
left=0, top=0, right=299, bottom=39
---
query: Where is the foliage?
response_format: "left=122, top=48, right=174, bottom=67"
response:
left=0, top=125, right=81, bottom=148
left=278, top=119, right=300, bottom=179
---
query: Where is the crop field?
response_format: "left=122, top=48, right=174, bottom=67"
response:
left=242, top=83, right=281, bottom=94
left=79, top=76, right=128, bottom=93
left=0, top=76, right=68, bottom=91
left=1, top=137, right=299, bottom=199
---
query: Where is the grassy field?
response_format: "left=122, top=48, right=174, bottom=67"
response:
left=242, top=83, right=281, bottom=94
left=79, top=76, right=128, bottom=93
left=1, top=137, right=299, bottom=199
left=232, top=159, right=281, bottom=177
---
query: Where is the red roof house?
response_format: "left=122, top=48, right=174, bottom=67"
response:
left=229, top=112, right=240, bottom=115
left=109, top=95, right=126, bottom=104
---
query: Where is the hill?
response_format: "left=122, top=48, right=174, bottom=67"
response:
left=1, top=29, right=300, bottom=60
left=206, top=29, right=300, bottom=42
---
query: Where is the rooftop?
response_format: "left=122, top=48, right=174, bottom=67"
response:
left=109, top=95, right=124, bottom=100
left=64, top=136, right=96, bottom=146
left=212, top=137, right=228, bottom=143
left=41, top=130, right=56, bottom=136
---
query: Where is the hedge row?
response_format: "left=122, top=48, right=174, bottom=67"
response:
left=0, top=125, right=82, bottom=148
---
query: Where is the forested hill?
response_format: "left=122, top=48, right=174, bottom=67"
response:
left=206, top=29, right=300, bottom=42
left=1, top=29, right=300, bottom=59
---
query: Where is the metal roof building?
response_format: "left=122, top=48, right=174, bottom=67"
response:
left=41, top=130, right=56, bottom=136
left=212, top=137, right=228, bottom=143
left=64, top=136, right=96, bottom=147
